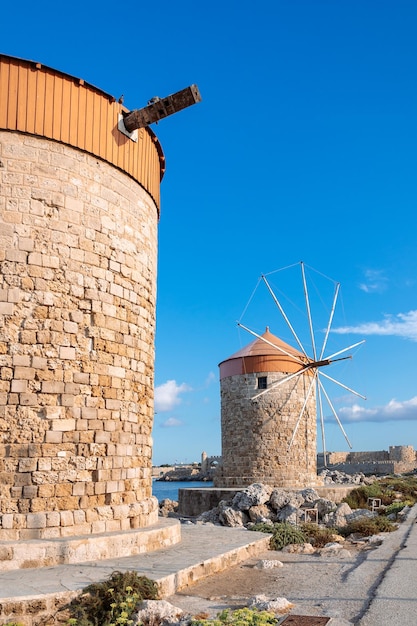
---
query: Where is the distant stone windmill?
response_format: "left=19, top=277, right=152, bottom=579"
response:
left=214, top=262, right=365, bottom=489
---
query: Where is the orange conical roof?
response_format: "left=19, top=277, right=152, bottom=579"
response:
left=219, top=327, right=308, bottom=379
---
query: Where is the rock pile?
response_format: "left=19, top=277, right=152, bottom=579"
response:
left=319, top=468, right=377, bottom=484
left=159, top=499, right=179, bottom=518
left=195, top=481, right=378, bottom=530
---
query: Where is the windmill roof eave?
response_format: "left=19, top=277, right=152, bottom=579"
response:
left=218, top=327, right=305, bottom=367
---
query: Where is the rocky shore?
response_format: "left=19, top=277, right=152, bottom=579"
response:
left=155, top=466, right=215, bottom=482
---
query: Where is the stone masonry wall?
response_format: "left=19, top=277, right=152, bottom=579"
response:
left=327, top=446, right=417, bottom=465
left=389, top=445, right=416, bottom=462
left=0, top=131, right=159, bottom=539
left=215, top=371, right=319, bottom=488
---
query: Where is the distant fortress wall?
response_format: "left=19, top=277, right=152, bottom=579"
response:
left=326, top=451, right=389, bottom=463
left=318, top=445, right=417, bottom=475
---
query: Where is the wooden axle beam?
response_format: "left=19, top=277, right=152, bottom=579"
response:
left=123, top=84, right=202, bottom=132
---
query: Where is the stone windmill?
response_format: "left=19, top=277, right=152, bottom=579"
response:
left=0, top=54, right=200, bottom=551
left=214, top=262, right=365, bottom=490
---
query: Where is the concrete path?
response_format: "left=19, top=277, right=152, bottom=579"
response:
left=0, top=523, right=271, bottom=624
left=357, top=503, right=417, bottom=625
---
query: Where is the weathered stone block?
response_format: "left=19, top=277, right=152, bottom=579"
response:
left=26, top=513, right=47, bottom=529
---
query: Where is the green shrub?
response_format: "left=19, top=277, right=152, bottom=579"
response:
left=67, top=571, right=159, bottom=626
left=383, top=501, right=412, bottom=518
left=250, top=522, right=306, bottom=550
left=249, top=522, right=275, bottom=534
left=338, top=515, right=397, bottom=538
left=343, top=476, right=417, bottom=511
left=342, top=483, right=387, bottom=509
left=301, top=523, right=337, bottom=548
left=378, top=476, right=417, bottom=504
left=191, top=607, right=278, bottom=626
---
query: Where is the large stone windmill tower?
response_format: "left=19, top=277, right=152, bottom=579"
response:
left=214, top=327, right=320, bottom=489
left=0, top=54, right=200, bottom=549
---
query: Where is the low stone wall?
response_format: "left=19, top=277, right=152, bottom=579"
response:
left=178, top=488, right=241, bottom=516
left=0, top=518, right=181, bottom=571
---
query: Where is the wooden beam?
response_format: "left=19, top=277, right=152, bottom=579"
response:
left=123, top=84, right=201, bottom=132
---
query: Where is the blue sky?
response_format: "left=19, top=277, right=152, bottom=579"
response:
left=3, top=1, right=417, bottom=465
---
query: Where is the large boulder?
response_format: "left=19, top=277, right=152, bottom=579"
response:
left=314, top=497, right=336, bottom=519
left=248, top=504, right=276, bottom=524
left=328, top=502, right=353, bottom=527
left=269, top=489, right=304, bottom=511
left=198, top=506, right=221, bottom=525
left=219, top=504, right=249, bottom=527
left=269, top=488, right=291, bottom=510
left=248, top=594, right=294, bottom=614
left=276, top=504, right=298, bottom=524
left=346, top=508, right=376, bottom=524
left=232, top=483, right=273, bottom=511
left=159, top=499, right=178, bottom=518
left=299, top=488, right=320, bottom=503
left=133, top=600, right=185, bottom=626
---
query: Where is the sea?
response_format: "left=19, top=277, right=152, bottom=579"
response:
left=152, top=480, right=213, bottom=502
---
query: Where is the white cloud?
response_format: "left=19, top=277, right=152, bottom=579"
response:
left=334, top=396, right=417, bottom=423
left=333, top=310, right=417, bottom=342
left=154, top=379, right=192, bottom=412
left=160, top=417, right=184, bottom=428
left=205, top=371, right=216, bottom=387
left=359, top=269, right=388, bottom=293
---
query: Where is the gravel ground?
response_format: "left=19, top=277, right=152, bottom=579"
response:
left=165, top=537, right=393, bottom=625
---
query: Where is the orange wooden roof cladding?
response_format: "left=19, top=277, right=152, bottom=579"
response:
left=0, top=54, right=164, bottom=214
left=219, top=328, right=311, bottom=379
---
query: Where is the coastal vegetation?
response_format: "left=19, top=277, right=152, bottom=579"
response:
left=250, top=512, right=398, bottom=550
left=191, top=608, right=277, bottom=626
left=248, top=474, right=417, bottom=550
left=341, top=474, right=417, bottom=511
left=62, top=575, right=279, bottom=626
left=249, top=522, right=306, bottom=550
left=66, top=571, right=159, bottom=626
left=337, top=515, right=396, bottom=538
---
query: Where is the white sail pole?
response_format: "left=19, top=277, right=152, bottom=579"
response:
left=319, top=379, right=353, bottom=448
left=262, top=274, right=309, bottom=358
left=326, top=339, right=365, bottom=361
left=288, top=373, right=316, bottom=450
left=319, top=282, right=340, bottom=360
left=301, top=262, right=317, bottom=361
left=251, top=368, right=306, bottom=400
left=320, top=370, right=367, bottom=399
left=317, top=381, right=327, bottom=467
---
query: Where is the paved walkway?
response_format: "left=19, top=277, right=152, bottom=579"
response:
left=357, top=503, right=417, bottom=625
left=0, top=523, right=271, bottom=624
